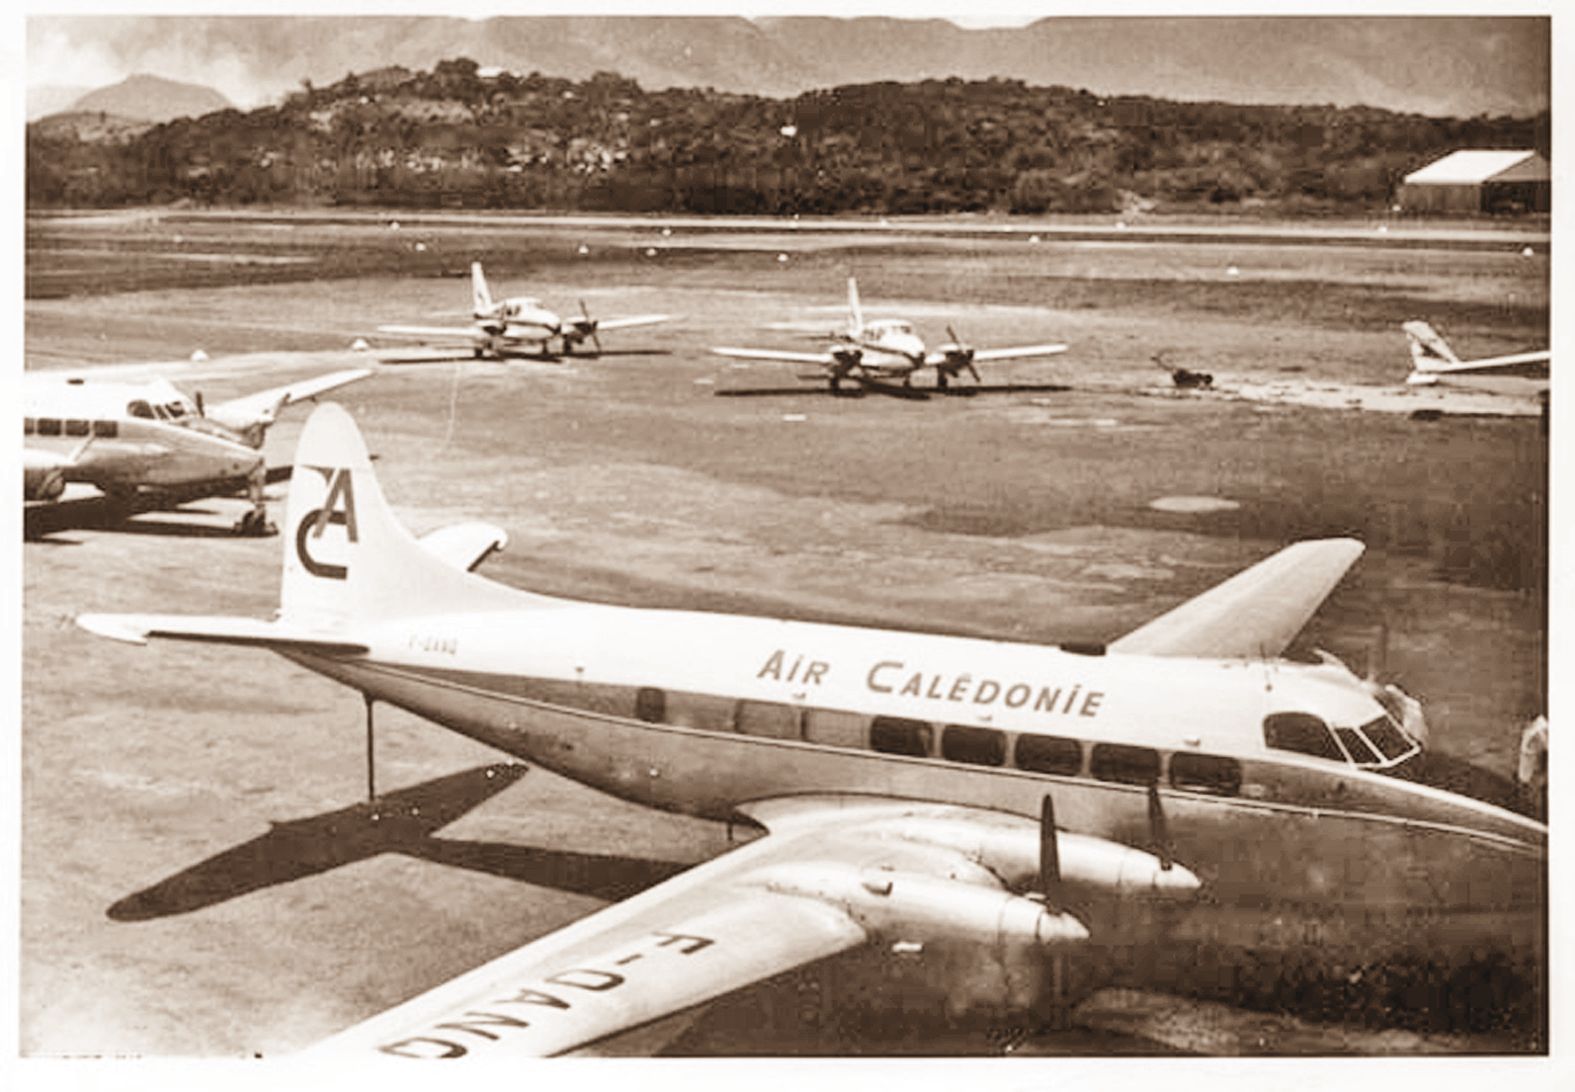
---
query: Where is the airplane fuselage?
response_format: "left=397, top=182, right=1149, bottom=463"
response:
left=837, top=324, right=928, bottom=378
left=282, top=595, right=1545, bottom=977
left=23, top=396, right=262, bottom=498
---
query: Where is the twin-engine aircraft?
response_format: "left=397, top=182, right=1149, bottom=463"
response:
left=378, top=262, right=670, bottom=359
left=1403, top=320, right=1550, bottom=392
left=77, top=405, right=1545, bottom=1057
left=23, top=368, right=370, bottom=533
left=713, top=277, right=1068, bottom=393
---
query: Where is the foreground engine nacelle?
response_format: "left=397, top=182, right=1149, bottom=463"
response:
left=881, top=814, right=1200, bottom=899
left=760, top=862, right=1088, bottom=951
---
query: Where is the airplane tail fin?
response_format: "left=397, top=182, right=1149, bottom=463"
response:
left=78, top=405, right=542, bottom=653
left=847, top=277, right=864, bottom=334
left=280, top=404, right=528, bottom=630
left=471, top=261, right=495, bottom=316
left=1403, top=320, right=1460, bottom=383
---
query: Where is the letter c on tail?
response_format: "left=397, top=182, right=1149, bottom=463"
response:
left=297, top=466, right=358, bottom=580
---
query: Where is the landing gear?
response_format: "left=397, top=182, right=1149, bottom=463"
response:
left=936, top=369, right=950, bottom=392
left=233, top=464, right=277, bottom=537
left=364, top=694, right=378, bottom=803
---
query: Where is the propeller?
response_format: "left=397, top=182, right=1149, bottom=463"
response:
left=194, top=390, right=205, bottom=417
left=1146, top=783, right=1173, bottom=871
left=940, top=324, right=980, bottom=382
left=1039, top=794, right=1061, bottom=902
left=577, top=300, right=603, bottom=354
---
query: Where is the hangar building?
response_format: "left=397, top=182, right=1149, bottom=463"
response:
left=1398, top=150, right=1550, bottom=214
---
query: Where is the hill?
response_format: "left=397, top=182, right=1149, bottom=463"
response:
left=27, top=85, right=92, bottom=121
left=25, top=62, right=1549, bottom=216
left=27, top=14, right=1549, bottom=119
left=68, top=74, right=232, bottom=124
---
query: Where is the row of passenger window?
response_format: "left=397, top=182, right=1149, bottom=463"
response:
left=24, top=418, right=119, bottom=438
left=629, top=687, right=1243, bottom=796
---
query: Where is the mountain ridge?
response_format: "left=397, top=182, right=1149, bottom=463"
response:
left=26, top=15, right=1549, bottom=119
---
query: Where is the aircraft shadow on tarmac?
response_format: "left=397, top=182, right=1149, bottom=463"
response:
left=713, top=382, right=1075, bottom=401
left=106, top=763, right=689, bottom=922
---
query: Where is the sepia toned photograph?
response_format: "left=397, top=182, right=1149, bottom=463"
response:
left=17, top=4, right=1555, bottom=1068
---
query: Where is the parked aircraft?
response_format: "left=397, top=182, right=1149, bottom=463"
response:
left=77, top=404, right=1544, bottom=1056
left=378, top=262, right=670, bottom=359
left=713, top=278, right=1068, bottom=393
left=23, top=368, right=370, bottom=534
left=1403, top=320, right=1549, bottom=392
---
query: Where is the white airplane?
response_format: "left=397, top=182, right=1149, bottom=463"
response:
left=378, top=262, right=671, bottom=359
left=712, top=278, right=1068, bottom=393
left=77, top=405, right=1544, bottom=1057
left=24, top=368, right=371, bottom=534
left=1403, top=320, right=1549, bottom=392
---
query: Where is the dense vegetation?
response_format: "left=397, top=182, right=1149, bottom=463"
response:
left=27, top=60, right=1551, bottom=215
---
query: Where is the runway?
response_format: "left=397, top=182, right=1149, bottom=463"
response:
left=20, top=211, right=1548, bottom=1056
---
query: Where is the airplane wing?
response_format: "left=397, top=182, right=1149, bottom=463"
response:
left=928, top=343, right=1069, bottom=366
left=376, top=324, right=486, bottom=343
left=1411, top=349, right=1550, bottom=379
left=418, top=521, right=509, bottom=572
left=711, top=347, right=838, bottom=367
left=1108, top=538, right=1364, bottom=659
left=592, top=314, right=672, bottom=332
left=75, top=613, right=368, bottom=655
left=305, top=796, right=1183, bottom=1058
left=207, top=369, right=374, bottom=431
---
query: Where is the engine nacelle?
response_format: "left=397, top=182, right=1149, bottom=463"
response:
left=24, top=464, right=66, bottom=502
left=760, top=862, right=1088, bottom=951
left=880, top=814, right=1200, bottom=898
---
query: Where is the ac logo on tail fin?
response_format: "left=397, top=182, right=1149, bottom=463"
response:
left=297, top=466, right=359, bottom=580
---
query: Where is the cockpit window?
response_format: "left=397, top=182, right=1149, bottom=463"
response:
left=1359, top=716, right=1416, bottom=762
left=128, top=401, right=154, bottom=419
left=1263, top=712, right=1344, bottom=761
left=1335, top=726, right=1381, bottom=765
left=165, top=402, right=187, bottom=418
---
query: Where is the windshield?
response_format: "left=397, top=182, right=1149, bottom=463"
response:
left=1360, top=715, right=1419, bottom=762
left=1264, top=711, right=1417, bottom=768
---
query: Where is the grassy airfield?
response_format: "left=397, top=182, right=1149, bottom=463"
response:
left=21, top=210, right=1548, bottom=1055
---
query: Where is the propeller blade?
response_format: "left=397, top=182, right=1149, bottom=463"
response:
left=591, top=329, right=604, bottom=354
left=965, top=359, right=981, bottom=383
left=1147, top=783, right=1173, bottom=871
left=1040, top=794, right=1061, bottom=901
left=194, top=391, right=206, bottom=417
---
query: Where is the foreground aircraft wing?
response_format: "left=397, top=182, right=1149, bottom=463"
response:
left=711, top=346, right=838, bottom=367
left=1109, top=538, right=1364, bottom=659
left=306, top=796, right=1188, bottom=1058
left=593, top=314, right=672, bottom=332
left=208, top=369, right=374, bottom=431
left=933, top=343, right=1069, bottom=366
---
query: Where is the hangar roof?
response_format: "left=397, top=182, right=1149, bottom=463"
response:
left=1403, top=150, right=1547, bottom=185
